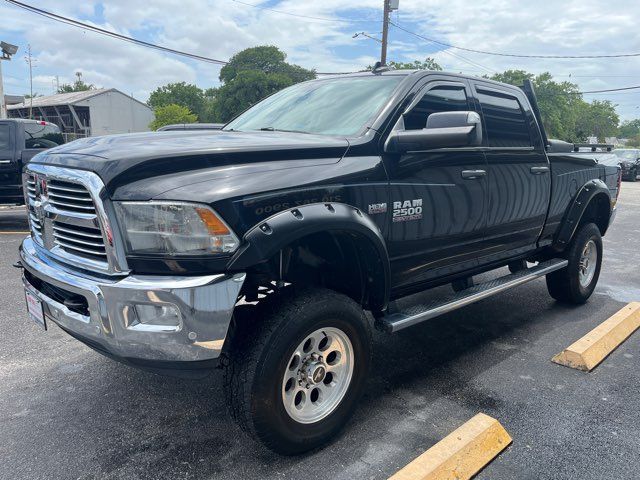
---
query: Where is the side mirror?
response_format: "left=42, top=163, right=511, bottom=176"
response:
left=385, top=111, right=483, bottom=153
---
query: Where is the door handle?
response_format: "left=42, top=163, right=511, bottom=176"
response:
left=530, top=166, right=550, bottom=175
left=461, top=169, right=487, bottom=180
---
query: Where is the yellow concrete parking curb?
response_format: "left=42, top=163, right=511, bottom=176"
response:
left=388, top=413, right=512, bottom=480
left=553, top=302, right=640, bottom=371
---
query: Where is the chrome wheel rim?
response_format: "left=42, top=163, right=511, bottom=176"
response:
left=578, top=239, right=597, bottom=288
left=281, top=327, right=354, bottom=424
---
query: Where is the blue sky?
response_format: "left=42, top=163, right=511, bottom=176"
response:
left=1, top=0, right=638, bottom=121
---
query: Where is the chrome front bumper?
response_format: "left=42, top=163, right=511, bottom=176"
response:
left=20, top=237, right=245, bottom=363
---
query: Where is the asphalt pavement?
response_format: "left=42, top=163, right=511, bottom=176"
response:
left=0, top=184, right=639, bottom=480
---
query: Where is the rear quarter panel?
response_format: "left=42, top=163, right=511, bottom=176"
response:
left=541, top=153, right=612, bottom=243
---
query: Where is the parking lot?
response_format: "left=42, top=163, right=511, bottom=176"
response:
left=0, top=182, right=638, bottom=480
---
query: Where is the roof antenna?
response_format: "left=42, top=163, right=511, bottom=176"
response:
left=372, top=61, right=393, bottom=74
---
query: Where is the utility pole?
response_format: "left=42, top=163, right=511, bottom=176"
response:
left=380, top=0, right=390, bottom=65
left=0, top=59, right=5, bottom=119
left=380, top=0, right=399, bottom=65
left=25, top=44, right=34, bottom=119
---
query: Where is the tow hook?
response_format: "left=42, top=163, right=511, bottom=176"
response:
left=13, top=260, right=23, bottom=269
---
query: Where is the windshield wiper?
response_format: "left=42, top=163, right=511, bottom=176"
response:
left=259, top=127, right=310, bottom=134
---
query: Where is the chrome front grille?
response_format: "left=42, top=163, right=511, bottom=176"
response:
left=48, top=179, right=97, bottom=213
left=23, top=165, right=127, bottom=275
left=52, top=220, right=107, bottom=261
left=26, top=174, right=43, bottom=239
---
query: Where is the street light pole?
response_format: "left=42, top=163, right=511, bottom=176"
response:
left=380, top=0, right=390, bottom=65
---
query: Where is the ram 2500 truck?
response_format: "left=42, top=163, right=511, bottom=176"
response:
left=18, top=70, right=620, bottom=454
left=0, top=119, right=64, bottom=204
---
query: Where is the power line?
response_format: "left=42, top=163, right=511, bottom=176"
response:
left=231, top=0, right=379, bottom=24
left=557, top=75, right=640, bottom=78
left=563, top=85, right=640, bottom=95
left=5, top=0, right=228, bottom=65
left=4, top=0, right=362, bottom=75
left=7, top=0, right=640, bottom=91
left=231, top=1, right=494, bottom=73
left=431, top=46, right=496, bottom=74
left=390, top=21, right=640, bottom=59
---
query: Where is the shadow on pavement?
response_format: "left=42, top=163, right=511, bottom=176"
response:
left=0, top=206, right=28, bottom=232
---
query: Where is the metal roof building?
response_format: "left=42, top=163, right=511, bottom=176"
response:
left=7, top=88, right=154, bottom=140
left=3, top=94, right=24, bottom=106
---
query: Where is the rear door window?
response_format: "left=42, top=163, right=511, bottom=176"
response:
left=404, top=84, right=469, bottom=130
left=476, top=89, right=532, bottom=148
left=23, top=122, right=64, bottom=149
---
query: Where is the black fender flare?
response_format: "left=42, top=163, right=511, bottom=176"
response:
left=226, top=202, right=391, bottom=311
left=553, top=179, right=612, bottom=250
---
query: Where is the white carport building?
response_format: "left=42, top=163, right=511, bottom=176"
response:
left=7, top=88, right=154, bottom=140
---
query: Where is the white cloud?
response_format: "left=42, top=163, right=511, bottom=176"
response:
left=1, top=0, right=638, bottom=119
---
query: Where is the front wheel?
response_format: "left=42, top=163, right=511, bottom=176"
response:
left=223, top=289, right=371, bottom=455
left=546, top=223, right=603, bottom=304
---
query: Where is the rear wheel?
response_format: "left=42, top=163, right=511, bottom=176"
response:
left=546, top=223, right=602, bottom=304
left=223, top=288, right=371, bottom=455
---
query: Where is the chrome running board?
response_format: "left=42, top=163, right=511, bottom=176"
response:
left=381, top=258, right=568, bottom=333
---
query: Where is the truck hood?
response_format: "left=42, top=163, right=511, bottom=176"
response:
left=31, top=130, right=350, bottom=192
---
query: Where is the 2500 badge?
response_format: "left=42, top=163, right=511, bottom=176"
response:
left=392, top=199, right=422, bottom=222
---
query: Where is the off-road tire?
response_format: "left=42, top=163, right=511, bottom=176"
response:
left=546, top=223, right=602, bottom=304
left=222, top=288, right=371, bottom=455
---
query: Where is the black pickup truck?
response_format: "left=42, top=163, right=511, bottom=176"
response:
left=18, top=70, right=620, bottom=454
left=0, top=119, right=64, bottom=204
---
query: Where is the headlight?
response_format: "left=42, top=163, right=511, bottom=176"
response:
left=114, top=202, right=239, bottom=256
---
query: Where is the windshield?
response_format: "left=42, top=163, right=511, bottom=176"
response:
left=613, top=150, right=639, bottom=161
left=225, top=75, right=404, bottom=136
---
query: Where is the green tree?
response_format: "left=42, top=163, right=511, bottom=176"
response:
left=366, top=58, right=442, bottom=71
left=200, top=87, right=219, bottom=123
left=619, top=119, right=640, bottom=139
left=58, top=72, right=95, bottom=93
left=149, top=104, right=197, bottom=130
left=219, top=45, right=315, bottom=84
left=388, top=58, right=442, bottom=71
left=575, top=100, right=619, bottom=142
left=627, top=134, right=640, bottom=147
left=148, top=82, right=206, bottom=120
left=214, top=46, right=316, bottom=122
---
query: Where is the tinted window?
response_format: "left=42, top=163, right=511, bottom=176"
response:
left=23, top=122, right=64, bottom=149
left=0, top=125, right=9, bottom=149
left=404, top=85, right=468, bottom=130
left=477, top=89, right=532, bottom=147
